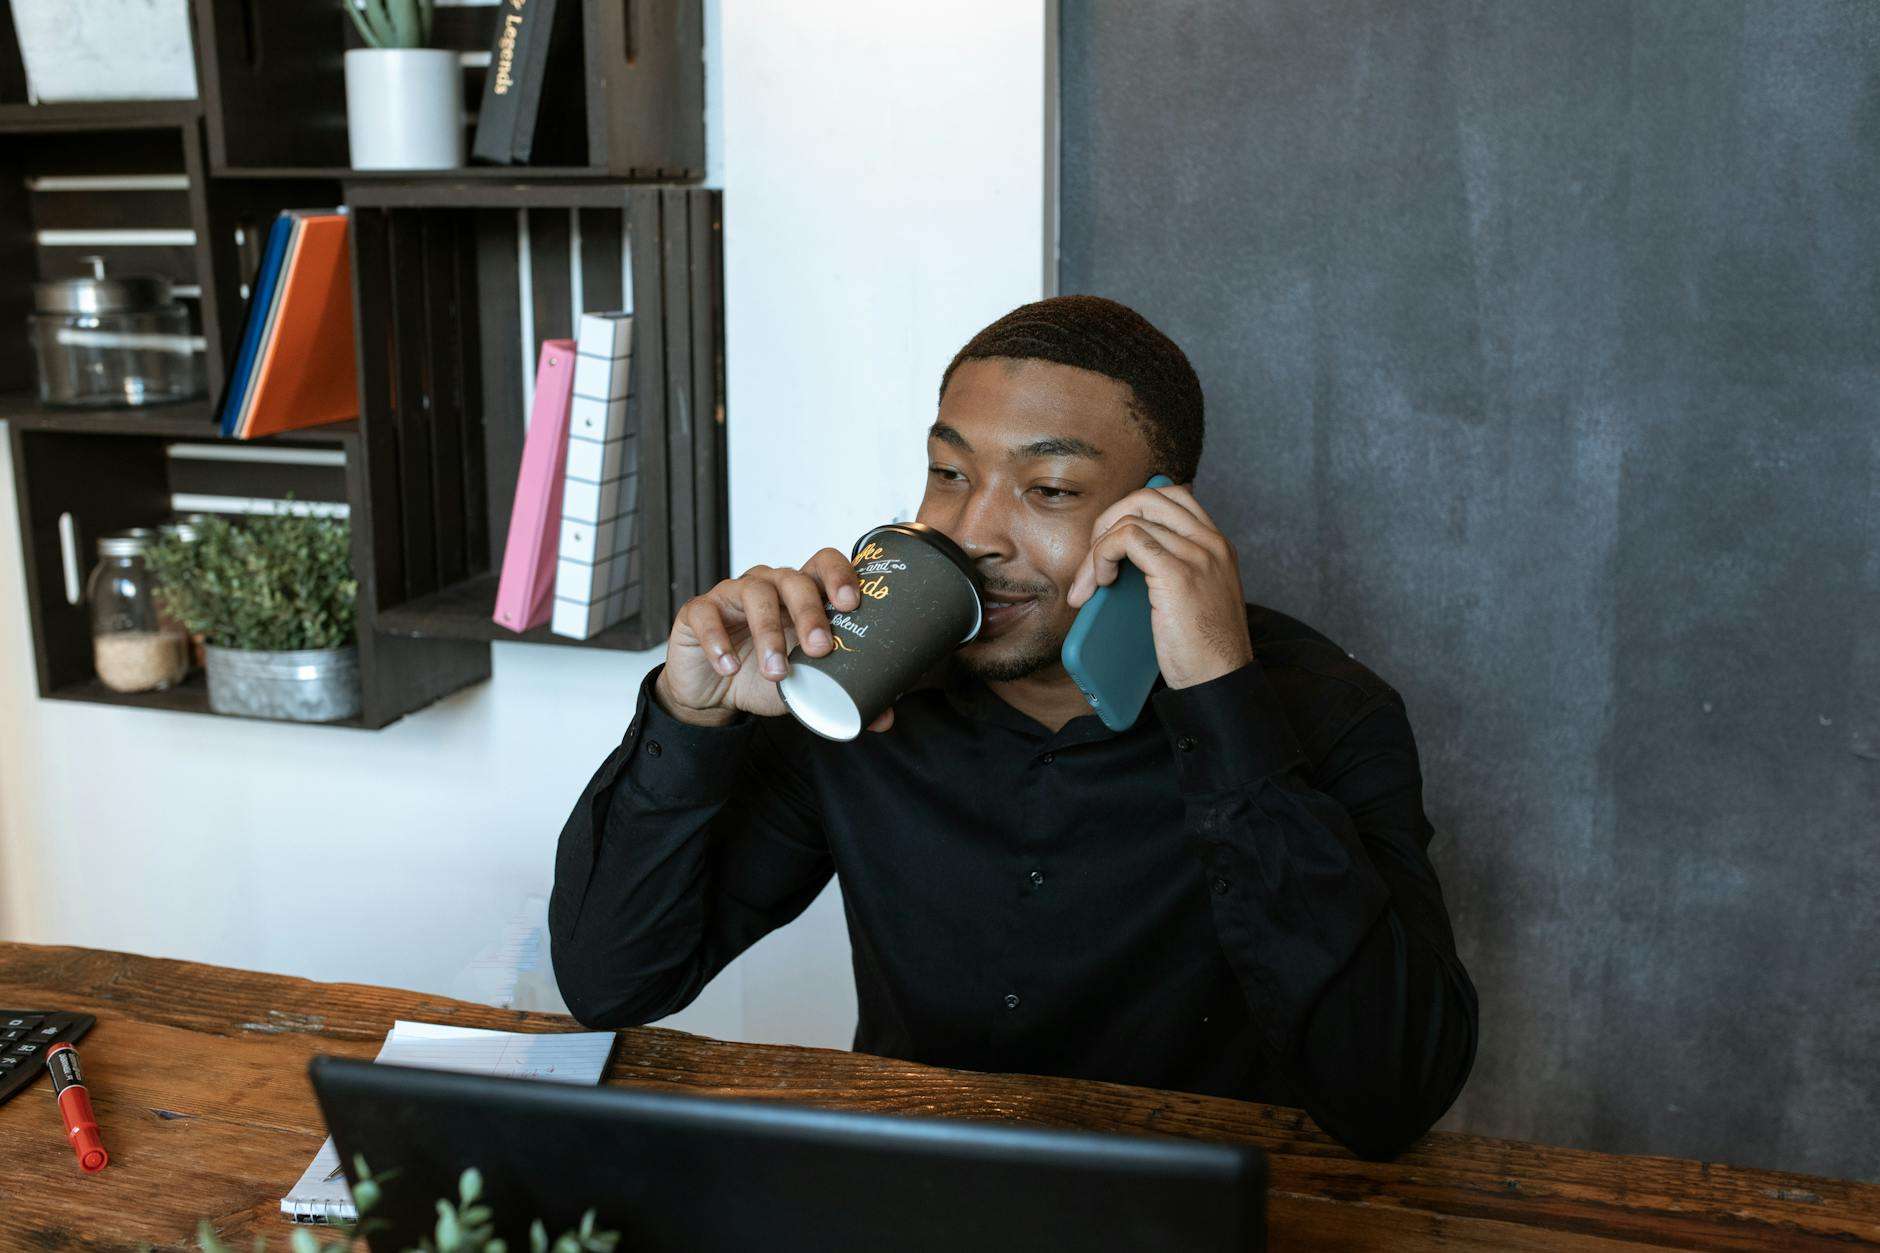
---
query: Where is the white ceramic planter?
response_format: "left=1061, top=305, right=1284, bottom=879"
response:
left=9, top=0, right=196, bottom=103
left=343, top=48, right=464, bottom=171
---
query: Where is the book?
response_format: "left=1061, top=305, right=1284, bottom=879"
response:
left=552, top=313, right=638, bottom=639
left=279, top=1020, right=615, bottom=1224
left=234, top=213, right=359, bottom=439
left=470, top=0, right=529, bottom=163
left=216, top=213, right=294, bottom=437
left=234, top=214, right=304, bottom=436
left=492, top=339, right=579, bottom=632
left=511, top=0, right=584, bottom=164
left=471, top=0, right=584, bottom=165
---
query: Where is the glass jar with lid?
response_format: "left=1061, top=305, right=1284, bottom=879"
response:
left=157, top=516, right=204, bottom=545
left=30, top=256, right=206, bottom=408
left=156, top=515, right=212, bottom=672
left=88, top=529, right=189, bottom=693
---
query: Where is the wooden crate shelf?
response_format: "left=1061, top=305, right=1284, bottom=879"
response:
left=194, top=0, right=703, bottom=181
left=0, top=114, right=340, bottom=398
left=0, top=0, right=721, bottom=727
left=348, top=186, right=724, bottom=655
left=7, top=421, right=489, bottom=730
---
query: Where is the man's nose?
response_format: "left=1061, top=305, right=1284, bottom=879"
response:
left=943, top=486, right=1013, bottom=563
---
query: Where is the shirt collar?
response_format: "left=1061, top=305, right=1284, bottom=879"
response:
left=934, top=656, right=1171, bottom=746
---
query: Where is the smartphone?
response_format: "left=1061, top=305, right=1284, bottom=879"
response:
left=1060, top=474, right=1175, bottom=732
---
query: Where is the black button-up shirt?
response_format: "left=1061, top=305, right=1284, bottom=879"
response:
left=550, top=602, right=1478, bottom=1159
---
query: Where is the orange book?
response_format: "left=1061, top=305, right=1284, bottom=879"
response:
left=238, top=213, right=359, bottom=439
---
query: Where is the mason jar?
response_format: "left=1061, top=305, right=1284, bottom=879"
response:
left=156, top=516, right=209, bottom=671
left=88, top=529, right=189, bottom=693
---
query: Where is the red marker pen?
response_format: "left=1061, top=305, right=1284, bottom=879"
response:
left=45, top=1042, right=108, bottom=1173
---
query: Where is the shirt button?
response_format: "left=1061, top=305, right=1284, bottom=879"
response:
left=1029, top=870, right=1045, bottom=889
left=1212, top=875, right=1231, bottom=895
left=1177, top=736, right=1198, bottom=753
left=1041, top=752, right=1056, bottom=765
left=645, top=740, right=663, bottom=758
left=1004, top=993, right=1021, bottom=1010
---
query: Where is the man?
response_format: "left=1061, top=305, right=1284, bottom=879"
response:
left=551, top=296, right=1478, bottom=1159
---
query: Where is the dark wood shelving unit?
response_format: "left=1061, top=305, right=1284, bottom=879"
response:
left=194, top=0, right=702, bottom=181
left=7, top=416, right=487, bottom=730
left=0, top=109, right=337, bottom=396
left=1, top=0, right=723, bottom=729
left=346, top=184, right=722, bottom=658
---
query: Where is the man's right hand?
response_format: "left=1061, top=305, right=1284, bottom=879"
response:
left=653, top=548, right=896, bottom=733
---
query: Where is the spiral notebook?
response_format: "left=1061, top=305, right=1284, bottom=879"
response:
left=280, top=1020, right=616, bottom=1224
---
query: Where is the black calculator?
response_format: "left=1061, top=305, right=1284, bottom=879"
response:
left=0, top=1012, right=95, bottom=1106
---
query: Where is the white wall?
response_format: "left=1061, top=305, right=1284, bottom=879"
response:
left=0, top=3, right=1049, bottom=1050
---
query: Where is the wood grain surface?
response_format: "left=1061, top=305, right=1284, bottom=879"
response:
left=0, top=943, right=1873, bottom=1251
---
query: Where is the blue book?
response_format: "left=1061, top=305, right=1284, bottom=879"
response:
left=218, top=213, right=295, bottom=437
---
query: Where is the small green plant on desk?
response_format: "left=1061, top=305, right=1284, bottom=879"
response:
left=193, top=1157, right=620, bottom=1253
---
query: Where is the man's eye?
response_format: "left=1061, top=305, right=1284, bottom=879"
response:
left=929, top=466, right=965, bottom=482
left=1032, top=486, right=1079, bottom=501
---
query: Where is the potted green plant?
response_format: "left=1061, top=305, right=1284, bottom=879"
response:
left=341, top=0, right=463, bottom=170
left=146, top=512, right=363, bottom=724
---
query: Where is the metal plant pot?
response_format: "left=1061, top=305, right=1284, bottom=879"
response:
left=204, top=645, right=362, bottom=723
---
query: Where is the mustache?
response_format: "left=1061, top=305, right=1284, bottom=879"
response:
left=978, top=577, right=1054, bottom=599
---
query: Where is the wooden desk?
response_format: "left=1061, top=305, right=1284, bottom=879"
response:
left=0, top=943, right=1873, bottom=1251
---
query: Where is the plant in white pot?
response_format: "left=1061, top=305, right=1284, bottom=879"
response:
left=341, top=0, right=463, bottom=170
left=146, top=512, right=363, bottom=724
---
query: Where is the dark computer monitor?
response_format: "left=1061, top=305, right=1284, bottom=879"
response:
left=309, top=1056, right=1267, bottom=1252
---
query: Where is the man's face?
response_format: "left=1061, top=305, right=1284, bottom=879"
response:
left=917, top=357, right=1157, bottom=682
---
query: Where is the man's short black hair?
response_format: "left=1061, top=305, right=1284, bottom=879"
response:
left=938, top=295, right=1204, bottom=483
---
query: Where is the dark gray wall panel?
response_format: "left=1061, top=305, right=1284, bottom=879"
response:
left=1060, top=0, right=1880, bottom=1182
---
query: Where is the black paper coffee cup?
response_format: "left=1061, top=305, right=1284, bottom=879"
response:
left=778, top=523, right=983, bottom=741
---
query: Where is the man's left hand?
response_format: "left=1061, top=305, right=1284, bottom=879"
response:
left=1066, top=483, right=1255, bottom=690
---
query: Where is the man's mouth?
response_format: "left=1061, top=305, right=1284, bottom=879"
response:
left=979, top=593, right=1038, bottom=639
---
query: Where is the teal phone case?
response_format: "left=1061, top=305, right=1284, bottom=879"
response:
left=1060, top=475, right=1175, bottom=731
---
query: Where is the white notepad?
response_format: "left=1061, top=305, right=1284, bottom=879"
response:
left=280, top=1020, right=616, bottom=1224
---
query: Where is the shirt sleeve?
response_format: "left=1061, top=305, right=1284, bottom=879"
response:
left=1152, top=661, right=1479, bottom=1160
left=548, top=664, right=835, bottom=1027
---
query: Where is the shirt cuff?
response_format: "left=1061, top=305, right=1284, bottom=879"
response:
left=1151, top=660, right=1309, bottom=793
left=609, top=664, right=756, bottom=805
